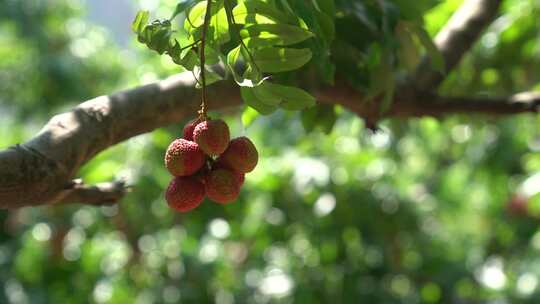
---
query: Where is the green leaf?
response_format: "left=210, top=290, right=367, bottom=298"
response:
left=227, top=45, right=266, bottom=87
left=301, top=104, right=337, bottom=133
left=170, top=1, right=195, bottom=20
left=396, top=22, right=420, bottom=72
left=211, top=5, right=230, bottom=44
left=227, top=45, right=241, bottom=64
left=318, top=59, right=336, bottom=85
left=311, top=0, right=321, bottom=11
left=264, top=83, right=316, bottom=110
left=173, top=50, right=199, bottom=70
left=316, top=0, right=335, bottom=16
left=132, top=11, right=149, bottom=34
left=241, top=107, right=260, bottom=128
left=147, top=27, right=172, bottom=54
left=241, top=87, right=277, bottom=115
left=251, top=82, right=282, bottom=106
left=184, top=1, right=208, bottom=32
left=232, top=0, right=290, bottom=25
left=195, top=66, right=223, bottom=88
left=203, top=46, right=220, bottom=65
left=279, top=0, right=294, bottom=14
left=367, top=50, right=395, bottom=113
left=392, top=0, right=435, bottom=21
left=380, top=78, right=395, bottom=114
left=184, top=1, right=230, bottom=45
left=413, top=25, right=445, bottom=74
left=241, top=24, right=314, bottom=48
left=227, top=45, right=242, bottom=80
left=242, top=64, right=264, bottom=85
left=314, top=10, right=335, bottom=45
left=252, top=47, right=312, bottom=73
left=137, top=20, right=175, bottom=55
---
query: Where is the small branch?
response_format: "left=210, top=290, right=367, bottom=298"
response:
left=198, top=0, right=213, bottom=119
left=57, top=180, right=128, bottom=206
left=413, top=0, right=503, bottom=90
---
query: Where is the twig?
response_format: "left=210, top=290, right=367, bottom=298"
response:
left=198, top=0, right=213, bottom=120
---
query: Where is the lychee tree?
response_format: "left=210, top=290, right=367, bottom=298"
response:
left=0, top=0, right=539, bottom=208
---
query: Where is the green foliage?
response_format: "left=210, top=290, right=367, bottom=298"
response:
left=240, top=24, right=314, bottom=47
left=133, top=0, right=322, bottom=116
left=301, top=104, right=337, bottom=133
left=241, top=81, right=316, bottom=114
left=132, top=0, right=446, bottom=128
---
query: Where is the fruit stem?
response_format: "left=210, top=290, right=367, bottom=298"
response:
left=198, top=0, right=213, bottom=121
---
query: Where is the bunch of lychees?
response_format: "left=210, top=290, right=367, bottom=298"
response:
left=164, top=118, right=258, bottom=212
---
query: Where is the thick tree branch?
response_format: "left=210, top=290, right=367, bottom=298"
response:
left=413, top=0, right=503, bottom=90
left=388, top=91, right=540, bottom=117
left=0, top=73, right=240, bottom=209
left=1, top=71, right=537, bottom=208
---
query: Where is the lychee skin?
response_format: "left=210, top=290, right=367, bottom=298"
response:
left=507, top=194, right=529, bottom=217
left=183, top=118, right=200, bottom=141
left=212, top=161, right=245, bottom=186
left=193, top=119, right=230, bottom=156
left=218, top=137, right=258, bottom=173
left=166, top=176, right=206, bottom=212
left=236, top=173, right=245, bottom=187
left=205, top=169, right=241, bottom=204
left=165, top=139, right=206, bottom=177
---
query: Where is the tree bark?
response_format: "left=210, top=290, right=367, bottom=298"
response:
left=413, top=0, right=503, bottom=90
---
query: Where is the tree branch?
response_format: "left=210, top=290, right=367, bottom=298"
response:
left=389, top=91, right=540, bottom=117
left=57, top=180, right=128, bottom=206
left=1, top=71, right=537, bottom=208
left=413, top=0, right=503, bottom=90
left=0, top=73, right=240, bottom=209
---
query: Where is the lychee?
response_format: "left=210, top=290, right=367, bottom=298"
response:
left=193, top=119, right=230, bottom=156
left=183, top=118, right=200, bottom=141
left=165, top=176, right=206, bottom=212
left=205, top=168, right=241, bottom=204
left=507, top=193, right=529, bottom=217
left=212, top=161, right=245, bottom=186
left=236, top=172, right=245, bottom=187
left=165, top=138, right=206, bottom=176
left=217, top=137, right=258, bottom=173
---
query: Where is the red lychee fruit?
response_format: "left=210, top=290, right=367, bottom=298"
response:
left=236, top=172, right=245, bottom=187
left=212, top=161, right=245, bottom=186
left=165, top=139, right=206, bottom=176
left=183, top=118, right=200, bottom=141
left=507, top=193, right=529, bottom=217
left=165, top=176, right=206, bottom=212
left=217, top=137, right=258, bottom=173
left=205, top=168, right=241, bottom=204
left=193, top=119, right=230, bottom=156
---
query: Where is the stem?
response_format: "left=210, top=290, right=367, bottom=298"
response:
left=180, top=39, right=201, bottom=52
left=198, top=0, right=213, bottom=120
left=224, top=0, right=261, bottom=75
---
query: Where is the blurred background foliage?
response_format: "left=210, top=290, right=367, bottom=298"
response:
left=1, top=0, right=540, bottom=303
